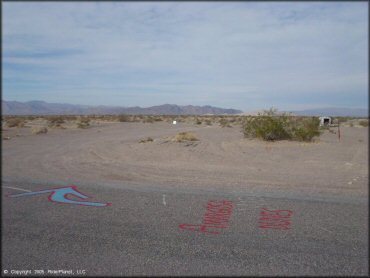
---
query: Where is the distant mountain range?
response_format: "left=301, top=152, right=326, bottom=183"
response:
left=2, top=101, right=367, bottom=117
left=2, top=100, right=242, bottom=115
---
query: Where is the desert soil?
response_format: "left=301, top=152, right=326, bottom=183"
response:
left=2, top=121, right=368, bottom=199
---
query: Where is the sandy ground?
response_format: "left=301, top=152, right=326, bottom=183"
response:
left=2, top=120, right=368, bottom=199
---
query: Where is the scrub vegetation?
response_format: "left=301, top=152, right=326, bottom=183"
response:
left=242, top=108, right=321, bottom=142
left=139, top=137, right=154, bottom=143
left=174, top=132, right=199, bottom=142
left=359, top=120, right=368, bottom=127
left=5, top=112, right=364, bottom=143
left=31, top=126, right=48, bottom=134
left=77, top=117, right=90, bottom=129
left=6, top=118, right=25, bottom=128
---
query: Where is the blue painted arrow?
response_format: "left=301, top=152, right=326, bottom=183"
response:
left=9, top=186, right=111, bottom=207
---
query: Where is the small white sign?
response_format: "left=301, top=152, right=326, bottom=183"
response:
left=173, top=120, right=177, bottom=125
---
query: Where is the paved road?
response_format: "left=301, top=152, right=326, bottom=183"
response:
left=2, top=179, right=368, bottom=276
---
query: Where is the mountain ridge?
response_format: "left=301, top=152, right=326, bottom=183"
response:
left=2, top=100, right=367, bottom=117
left=2, top=100, right=242, bottom=115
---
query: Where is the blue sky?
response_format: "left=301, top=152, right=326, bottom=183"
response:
left=3, top=2, right=368, bottom=111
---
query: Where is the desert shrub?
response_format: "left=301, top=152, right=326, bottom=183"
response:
left=242, top=109, right=321, bottom=142
left=48, top=116, right=65, bottom=123
left=118, top=114, right=130, bottom=122
left=77, top=117, right=90, bottom=129
left=174, top=132, right=199, bottom=142
left=63, top=115, right=77, bottom=121
left=47, top=116, right=65, bottom=128
left=291, top=117, right=321, bottom=141
left=6, top=118, right=25, bottom=128
left=143, top=116, right=155, bottom=123
left=243, top=115, right=290, bottom=141
left=129, top=116, right=137, bottom=122
left=250, top=116, right=290, bottom=141
left=32, top=126, right=48, bottom=134
left=139, top=137, right=154, bottom=143
left=359, top=120, right=368, bottom=127
left=235, top=117, right=244, bottom=125
left=135, top=116, right=143, bottom=122
left=205, top=119, right=212, bottom=126
left=26, top=116, right=37, bottom=121
left=219, top=119, right=231, bottom=128
left=195, top=118, right=202, bottom=125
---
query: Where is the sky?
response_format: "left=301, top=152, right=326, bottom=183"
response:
left=3, top=2, right=368, bottom=111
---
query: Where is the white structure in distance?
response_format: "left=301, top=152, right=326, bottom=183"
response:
left=319, top=116, right=332, bottom=126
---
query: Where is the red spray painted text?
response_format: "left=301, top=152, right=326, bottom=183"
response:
left=179, top=200, right=234, bottom=235
left=258, top=208, right=293, bottom=230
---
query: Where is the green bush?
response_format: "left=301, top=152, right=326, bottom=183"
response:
left=242, top=109, right=321, bottom=142
left=291, top=117, right=321, bottom=141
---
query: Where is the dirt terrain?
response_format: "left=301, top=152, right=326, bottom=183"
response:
left=2, top=119, right=368, bottom=199
left=2, top=118, right=368, bottom=276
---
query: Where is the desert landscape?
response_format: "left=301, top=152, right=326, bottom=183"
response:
left=3, top=2, right=368, bottom=275
left=2, top=115, right=368, bottom=199
left=2, top=114, right=369, bottom=276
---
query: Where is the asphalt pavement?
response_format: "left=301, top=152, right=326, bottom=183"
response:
left=2, top=179, right=368, bottom=276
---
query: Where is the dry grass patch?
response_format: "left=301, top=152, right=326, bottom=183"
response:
left=32, top=126, right=48, bottom=134
left=219, top=118, right=232, bottom=128
left=6, top=118, right=25, bottom=128
left=142, top=116, right=155, bottom=123
left=77, top=117, right=90, bottom=128
left=118, top=114, right=130, bottom=122
left=47, top=116, right=66, bottom=128
left=139, top=137, right=154, bottom=143
left=205, top=119, right=212, bottom=125
left=194, top=118, right=202, bottom=125
left=173, top=132, right=199, bottom=142
left=359, top=120, right=369, bottom=127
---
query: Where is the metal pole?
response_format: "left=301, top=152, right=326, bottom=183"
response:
left=338, top=121, right=341, bottom=142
